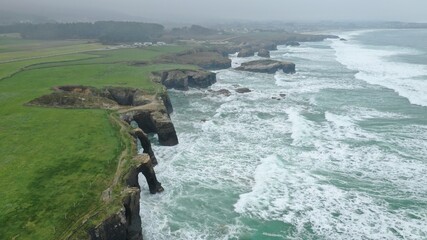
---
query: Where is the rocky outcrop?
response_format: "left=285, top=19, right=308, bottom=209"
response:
left=89, top=188, right=142, bottom=240
left=208, top=89, right=231, bottom=97
left=121, top=102, right=179, bottom=146
left=237, top=48, right=255, bottom=57
left=235, top=88, right=252, bottom=93
left=259, top=42, right=278, bottom=51
left=152, top=69, right=216, bottom=91
left=125, top=154, right=164, bottom=194
left=90, top=152, right=163, bottom=240
left=257, top=49, right=270, bottom=58
left=285, top=41, right=300, bottom=46
left=236, top=59, right=296, bottom=74
left=131, top=128, right=158, bottom=165
left=150, top=111, right=179, bottom=146
left=160, top=92, right=173, bottom=114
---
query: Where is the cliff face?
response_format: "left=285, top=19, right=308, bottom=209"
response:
left=151, top=69, right=217, bottom=91
left=120, top=101, right=179, bottom=146
left=88, top=188, right=142, bottom=240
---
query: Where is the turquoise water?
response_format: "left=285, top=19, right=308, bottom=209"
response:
left=139, top=29, right=427, bottom=239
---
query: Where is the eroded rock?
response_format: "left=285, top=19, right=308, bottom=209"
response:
left=130, top=128, right=158, bottom=165
left=235, top=88, right=251, bottom=93
left=236, top=59, right=295, bottom=74
left=89, top=188, right=142, bottom=240
left=237, top=48, right=255, bottom=57
left=152, top=69, right=216, bottom=90
left=208, top=89, right=231, bottom=97
left=257, top=49, right=270, bottom=58
left=122, top=103, right=178, bottom=146
left=285, top=41, right=300, bottom=46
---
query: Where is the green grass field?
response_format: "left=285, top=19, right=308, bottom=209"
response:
left=0, top=36, right=193, bottom=239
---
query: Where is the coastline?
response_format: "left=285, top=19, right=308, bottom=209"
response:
left=89, top=35, right=338, bottom=239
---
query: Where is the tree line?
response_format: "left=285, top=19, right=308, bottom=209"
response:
left=0, top=21, right=165, bottom=43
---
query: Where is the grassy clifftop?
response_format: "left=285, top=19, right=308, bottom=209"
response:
left=0, top=36, right=192, bottom=239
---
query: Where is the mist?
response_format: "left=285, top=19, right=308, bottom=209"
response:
left=1, top=0, right=427, bottom=23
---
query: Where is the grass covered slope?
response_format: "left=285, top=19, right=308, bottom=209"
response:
left=0, top=36, right=192, bottom=239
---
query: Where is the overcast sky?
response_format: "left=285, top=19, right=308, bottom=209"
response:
left=2, top=0, right=427, bottom=23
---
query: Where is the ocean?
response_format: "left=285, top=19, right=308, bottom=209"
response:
left=139, top=29, right=427, bottom=239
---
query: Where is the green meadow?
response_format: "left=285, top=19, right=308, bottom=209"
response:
left=0, top=36, right=193, bottom=239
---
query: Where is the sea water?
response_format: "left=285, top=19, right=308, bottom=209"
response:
left=139, top=29, right=427, bottom=239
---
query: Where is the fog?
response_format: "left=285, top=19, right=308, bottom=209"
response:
left=2, top=0, right=427, bottom=23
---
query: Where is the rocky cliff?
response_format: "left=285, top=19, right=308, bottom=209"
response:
left=151, top=69, right=217, bottom=91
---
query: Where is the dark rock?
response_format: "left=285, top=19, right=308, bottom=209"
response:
left=153, top=69, right=216, bottom=90
left=151, top=111, right=179, bottom=146
left=188, top=71, right=217, bottom=88
left=159, top=70, right=188, bottom=90
left=130, top=109, right=178, bottom=146
left=285, top=41, right=300, bottom=46
left=132, top=111, right=157, bottom=133
left=237, top=48, right=255, bottom=57
left=88, top=188, right=142, bottom=240
left=133, top=155, right=164, bottom=194
left=131, top=128, right=158, bottom=165
left=340, top=38, right=347, bottom=41
left=279, top=93, right=287, bottom=98
left=88, top=208, right=128, bottom=240
left=235, top=88, right=251, bottom=93
left=122, top=188, right=143, bottom=239
left=257, top=49, right=270, bottom=58
left=236, top=59, right=295, bottom=74
left=209, top=89, right=231, bottom=97
left=259, top=42, right=278, bottom=50
left=160, top=92, right=173, bottom=114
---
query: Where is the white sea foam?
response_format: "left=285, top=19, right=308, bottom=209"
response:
left=331, top=31, right=427, bottom=106
left=139, top=35, right=427, bottom=240
left=234, top=154, right=427, bottom=239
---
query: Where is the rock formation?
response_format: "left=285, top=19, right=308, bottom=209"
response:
left=235, top=88, right=252, bottom=93
left=125, top=154, right=164, bottom=194
left=237, top=48, right=255, bottom=57
left=131, top=128, right=158, bottom=165
left=121, top=102, right=179, bottom=146
left=285, top=41, right=300, bottom=46
left=208, top=89, right=231, bottom=97
left=90, top=153, right=162, bottom=240
left=88, top=188, right=142, bottom=240
left=152, top=69, right=217, bottom=91
left=257, top=49, right=270, bottom=58
left=236, top=59, right=295, bottom=74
